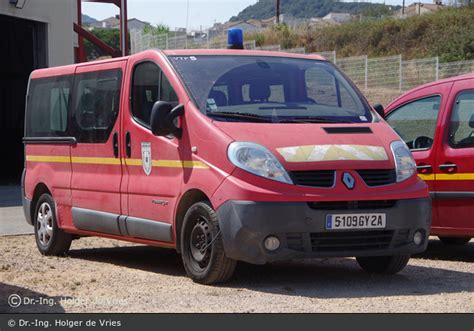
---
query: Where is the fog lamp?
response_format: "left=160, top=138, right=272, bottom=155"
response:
left=264, top=236, right=280, bottom=251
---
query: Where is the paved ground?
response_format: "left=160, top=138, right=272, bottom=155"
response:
left=0, top=234, right=472, bottom=313
left=0, top=186, right=33, bottom=236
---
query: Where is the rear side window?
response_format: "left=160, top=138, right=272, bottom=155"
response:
left=449, top=90, right=474, bottom=149
left=26, top=76, right=72, bottom=137
left=71, top=69, right=122, bottom=143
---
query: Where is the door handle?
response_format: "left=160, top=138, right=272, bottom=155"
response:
left=416, top=164, right=432, bottom=174
left=439, top=163, right=457, bottom=173
left=125, top=131, right=131, bottom=158
left=112, top=132, right=119, bottom=158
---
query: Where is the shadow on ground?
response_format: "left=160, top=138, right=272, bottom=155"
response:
left=0, top=283, right=66, bottom=313
left=414, top=239, right=474, bottom=263
left=69, top=245, right=185, bottom=277
left=65, top=238, right=473, bottom=299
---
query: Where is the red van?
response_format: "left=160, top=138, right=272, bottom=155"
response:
left=384, top=73, right=474, bottom=245
left=22, top=47, right=431, bottom=284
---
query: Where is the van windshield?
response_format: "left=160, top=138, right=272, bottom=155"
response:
left=169, top=55, right=371, bottom=123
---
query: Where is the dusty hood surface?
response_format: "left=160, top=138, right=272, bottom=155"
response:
left=213, top=121, right=400, bottom=171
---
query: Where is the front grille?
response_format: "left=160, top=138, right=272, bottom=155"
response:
left=285, top=229, right=411, bottom=253
left=310, top=230, right=394, bottom=252
left=290, top=170, right=335, bottom=188
left=357, top=169, right=396, bottom=187
left=308, top=200, right=396, bottom=210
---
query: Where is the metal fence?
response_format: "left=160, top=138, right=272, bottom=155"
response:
left=130, top=30, right=474, bottom=105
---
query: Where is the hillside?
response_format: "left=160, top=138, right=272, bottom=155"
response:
left=230, top=0, right=398, bottom=21
left=247, top=7, right=474, bottom=62
left=82, top=14, right=98, bottom=24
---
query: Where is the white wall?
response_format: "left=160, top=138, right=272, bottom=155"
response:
left=0, top=0, right=76, bottom=67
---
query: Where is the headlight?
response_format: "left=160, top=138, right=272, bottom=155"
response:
left=228, top=142, right=293, bottom=184
left=390, top=140, right=416, bottom=182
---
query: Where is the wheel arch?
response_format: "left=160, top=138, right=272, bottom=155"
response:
left=174, top=189, right=211, bottom=253
left=30, top=182, right=52, bottom=222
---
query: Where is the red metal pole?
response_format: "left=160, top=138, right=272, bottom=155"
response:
left=120, top=0, right=128, bottom=56
left=77, top=0, right=86, bottom=63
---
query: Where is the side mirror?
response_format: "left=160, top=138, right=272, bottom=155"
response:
left=469, top=114, right=474, bottom=129
left=373, top=104, right=385, bottom=118
left=150, top=101, right=184, bottom=138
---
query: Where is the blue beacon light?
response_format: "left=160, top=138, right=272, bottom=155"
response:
left=227, top=29, right=244, bottom=50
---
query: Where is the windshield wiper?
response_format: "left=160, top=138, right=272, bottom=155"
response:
left=279, top=116, right=354, bottom=124
left=207, top=111, right=272, bottom=123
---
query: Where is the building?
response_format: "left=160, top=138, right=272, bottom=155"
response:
left=397, top=1, right=444, bottom=17
left=0, top=0, right=77, bottom=183
left=90, top=16, right=148, bottom=32
left=322, top=12, right=353, bottom=24
left=119, top=18, right=147, bottom=31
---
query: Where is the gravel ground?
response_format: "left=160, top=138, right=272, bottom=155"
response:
left=0, top=235, right=472, bottom=313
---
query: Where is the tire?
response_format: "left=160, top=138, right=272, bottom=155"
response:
left=356, top=255, right=410, bottom=274
left=438, top=236, right=471, bottom=245
left=34, top=193, right=72, bottom=256
left=180, top=201, right=236, bottom=284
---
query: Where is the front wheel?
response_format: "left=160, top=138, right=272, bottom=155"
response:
left=34, top=193, right=72, bottom=256
left=438, top=236, right=471, bottom=245
left=180, top=201, right=236, bottom=284
left=356, top=255, right=410, bottom=274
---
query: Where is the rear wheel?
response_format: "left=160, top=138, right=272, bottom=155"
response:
left=34, top=193, right=72, bottom=256
left=356, top=255, right=410, bottom=274
left=180, top=201, right=236, bottom=284
left=438, top=236, right=471, bottom=245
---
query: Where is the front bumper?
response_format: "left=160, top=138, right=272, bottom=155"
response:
left=216, top=198, right=431, bottom=264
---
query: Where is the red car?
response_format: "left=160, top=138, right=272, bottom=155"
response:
left=22, top=41, right=431, bottom=284
left=384, top=73, right=474, bottom=245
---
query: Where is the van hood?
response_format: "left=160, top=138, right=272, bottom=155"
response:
left=213, top=121, right=400, bottom=171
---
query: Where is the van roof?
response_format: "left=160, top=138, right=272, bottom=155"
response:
left=163, top=48, right=326, bottom=61
left=30, top=49, right=327, bottom=80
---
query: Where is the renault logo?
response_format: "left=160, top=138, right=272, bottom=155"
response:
left=342, top=172, right=355, bottom=190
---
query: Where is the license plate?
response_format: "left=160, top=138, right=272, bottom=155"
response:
left=325, top=213, right=386, bottom=230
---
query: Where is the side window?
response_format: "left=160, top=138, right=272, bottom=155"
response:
left=72, top=69, right=122, bottom=143
left=449, top=90, right=474, bottom=149
left=305, top=67, right=358, bottom=111
left=160, top=73, right=179, bottom=104
left=386, top=96, right=441, bottom=150
left=132, top=61, right=179, bottom=127
left=26, top=76, right=72, bottom=137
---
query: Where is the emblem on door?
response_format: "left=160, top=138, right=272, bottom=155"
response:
left=141, top=142, right=152, bottom=176
left=342, top=172, right=355, bottom=190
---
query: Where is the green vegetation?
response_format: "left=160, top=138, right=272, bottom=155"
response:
left=84, top=28, right=121, bottom=59
left=143, top=23, right=170, bottom=36
left=247, top=7, right=474, bottom=62
left=230, top=0, right=398, bottom=21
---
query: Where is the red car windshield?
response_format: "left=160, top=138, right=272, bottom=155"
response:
left=169, top=55, right=372, bottom=124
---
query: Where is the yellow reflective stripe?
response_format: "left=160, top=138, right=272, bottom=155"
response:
left=26, top=155, right=70, bottom=163
left=26, top=155, right=208, bottom=169
left=151, top=160, right=208, bottom=169
left=124, top=158, right=142, bottom=166
left=436, top=173, right=474, bottom=180
left=124, top=159, right=208, bottom=168
left=418, top=173, right=474, bottom=181
left=71, top=157, right=121, bottom=165
left=418, top=174, right=435, bottom=181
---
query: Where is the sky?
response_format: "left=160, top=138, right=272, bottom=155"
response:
left=83, top=0, right=257, bottom=31
left=83, top=0, right=417, bottom=31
